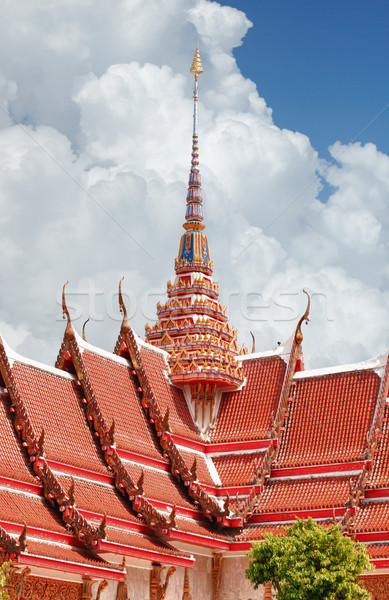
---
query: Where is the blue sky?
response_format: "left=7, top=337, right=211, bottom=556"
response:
left=219, top=0, right=389, bottom=159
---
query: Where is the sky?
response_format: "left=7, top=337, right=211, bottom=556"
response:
left=220, top=1, right=389, bottom=162
left=0, top=0, right=389, bottom=370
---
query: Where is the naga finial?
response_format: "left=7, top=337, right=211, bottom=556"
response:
left=62, top=281, right=76, bottom=341
left=62, top=281, right=70, bottom=321
left=295, top=289, right=310, bottom=345
left=118, top=276, right=131, bottom=333
left=82, top=318, right=89, bottom=342
left=250, top=331, right=256, bottom=353
left=190, top=43, right=203, bottom=80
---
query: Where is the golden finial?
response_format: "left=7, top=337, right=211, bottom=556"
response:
left=119, top=276, right=127, bottom=319
left=62, top=281, right=70, bottom=321
left=295, top=290, right=310, bottom=345
left=190, top=43, right=203, bottom=80
left=118, top=276, right=131, bottom=333
left=250, top=331, right=256, bottom=353
left=62, top=281, right=76, bottom=341
left=82, top=318, right=90, bottom=342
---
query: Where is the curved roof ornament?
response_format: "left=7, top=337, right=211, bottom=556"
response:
left=82, top=318, right=90, bottom=342
left=62, top=281, right=76, bottom=341
left=295, top=289, right=310, bottom=345
left=250, top=331, right=256, bottom=353
left=118, top=277, right=131, bottom=333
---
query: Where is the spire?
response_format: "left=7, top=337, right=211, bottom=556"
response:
left=185, top=44, right=204, bottom=227
left=146, top=47, right=245, bottom=432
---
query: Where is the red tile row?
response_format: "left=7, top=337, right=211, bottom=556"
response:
left=212, top=452, right=265, bottom=487
left=211, top=356, right=286, bottom=443
left=275, top=370, right=380, bottom=467
left=254, top=476, right=356, bottom=513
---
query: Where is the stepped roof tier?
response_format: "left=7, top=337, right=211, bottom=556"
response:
left=0, top=47, right=388, bottom=599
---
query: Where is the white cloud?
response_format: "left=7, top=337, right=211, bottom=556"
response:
left=0, top=0, right=388, bottom=370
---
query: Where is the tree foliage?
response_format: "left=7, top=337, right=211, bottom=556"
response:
left=0, top=561, right=10, bottom=600
left=246, top=518, right=372, bottom=600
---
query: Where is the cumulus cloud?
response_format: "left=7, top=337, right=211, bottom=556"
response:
left=0, top=0, right=388, bottom=369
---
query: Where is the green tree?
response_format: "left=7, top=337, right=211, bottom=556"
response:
left=246, top=518, right=372, bottom=600
left=0, top=561, right=10, bottom=600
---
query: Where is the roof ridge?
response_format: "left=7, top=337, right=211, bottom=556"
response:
left=341, top=352, right=389, bottom=533
left=239, top=333, right=295, bottom=363
left=231, top=338, right=300, bottom=522
left=118, top=326, right=231, bottom=524
left=56, top=329, right=176, bottom=536
left=1, top=335, right=76, bottom=380
left=0, top=336, right=105, bottom=548
left=294, top=349, right=389, bottom=380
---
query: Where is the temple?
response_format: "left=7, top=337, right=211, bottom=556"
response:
left=0, top=46, right=388, bottom=600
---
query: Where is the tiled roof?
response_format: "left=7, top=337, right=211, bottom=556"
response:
left=123, top=462, right=195, bottom=510
left=173, top=515, right=232, bottom=540
left=274, top=370, right=380, bottom=467
left=139, top=346, right=201, bottom=441
left=212, top=452, right=266, bottom=487
left=23, top=539, right=121, bottom=569
left=104, top=526, right=190, bottom=557
left=367, top=404, right=389, bottom=489
left=0, top=397, right=36, bottom=484
left=54, top=474, right=139, bottom=524
left=82, top=350, right=164, bottom=461
left=178, top=448, right=215, bottom=486
left=350, top=502, right=389, bottom=533
left=234, top=520, right=336, bottom=542
left=254, top=476, right=356, bottom=513
left=56, top=463, right=194, bottom=516
left=11, top=362, right=107, bottom=474
left=0, top=488, right=65, bottom=533
left=210, top=356, right=286, bottom=443
left=234, top=524, right=287, bottom=541
left=367, top=544, right=389, bottom=559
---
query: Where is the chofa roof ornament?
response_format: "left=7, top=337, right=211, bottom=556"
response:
left=118, top=276, right=131, bottom=334
left=295, top=289, right=310, bottom=345
left=62, top=281, right=76, bottom=341
left=82, top=318, right=90, bottom=342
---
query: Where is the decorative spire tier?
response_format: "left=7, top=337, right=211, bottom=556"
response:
left=145, top=46, right=245, bottom=430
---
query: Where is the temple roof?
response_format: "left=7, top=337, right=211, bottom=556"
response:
left=0, top=48, right=389, bottom=582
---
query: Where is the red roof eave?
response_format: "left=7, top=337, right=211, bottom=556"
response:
left=19, top=553, right=125, bottom=582
left=97, top=540, right=193, bottom=569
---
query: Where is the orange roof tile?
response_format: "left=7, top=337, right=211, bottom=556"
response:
left=367, top=404, right=389, bottom=489
left=350, top=502, right=389, bottom=533
left=234, top=520, right=336, bottom=542
left=11, top=362, right=107, bottom=475
left=104, top=526, right=189, bottom=557
left=367, top=544, right=389, bottom=559
left=275, top=370, right=380, bottom=468
left=0, top=397, right=36, bottom=485
left=139, top=347, right=201, bottom=441
left=234, top=524, right=287, bottom=541
left=82, top=350, right=164, bottom=461
left=212, top=453, right=266, bottom=487
left=254, top=476, right=356, bottom=513
left=210, top=356, right=286, bottom=443
left=178, top=449, right=215, bottom=486
left=23, top=539, right=120, bottom=569
left=173, top=515, right=231, bottom=540
left=0, top=488, right=65, bottom=533
left=55, top=465, right=194, bottom=517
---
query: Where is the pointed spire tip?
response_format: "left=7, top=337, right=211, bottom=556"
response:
left=190, top=44, right=203, bottom=80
